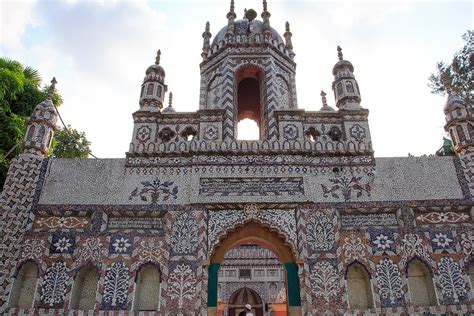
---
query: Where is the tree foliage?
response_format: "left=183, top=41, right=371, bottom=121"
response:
left=0, top=57, right=89, bottom=191
left=428, top=31, right=473, bottom=107
left=51, top=127, right=91, bottom=158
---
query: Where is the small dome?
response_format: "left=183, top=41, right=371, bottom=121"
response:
left=332, top=60, right=354, bottom=75
left=443, top=94, right=467, bottom=114
left=212, top=19, right=283, bottom=46
left=161, top=105, right=176, bottom=114
left=146, top=64, right=165, bottom=77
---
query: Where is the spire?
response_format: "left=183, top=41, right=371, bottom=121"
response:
left=319, top=90, right=335, bottom=111
left=202, top=21, right=212, bottom=59
left=337, top=45, right=343, bottom=61
left=283, top=21, right=294, bottom=59
left=226, top=0, right=236, bottom=35
left=168, top=92, right=173, bottom=108
left=155, top=49, right=161, bottom=65
left=261, top=0, right=271, bottom=34
left=47, top=77, right=57, bottom=100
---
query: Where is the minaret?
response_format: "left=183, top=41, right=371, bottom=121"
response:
left=261, top=0, right=271, bottom=35
left=22, top=77, right=59, bottom=156
left=331, top=46, right=362, bottom=110
left=226, top=0, right=236, bottom=35
left=139, top=50, right=167, bottom=111
left=162, top=92, right=176, bottom=114
left=443, top=94, right=473, bottom=154
left=283, top=21, right=295, bottom=59
left=202, top=22, right=212, bottom=60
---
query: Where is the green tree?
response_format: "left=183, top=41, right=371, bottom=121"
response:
left=428, top=30, right=473, bottom=107
left=51, top=127, right=91, bottom=158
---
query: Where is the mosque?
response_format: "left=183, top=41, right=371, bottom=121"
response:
left=0, top=1, right=473, bottom=315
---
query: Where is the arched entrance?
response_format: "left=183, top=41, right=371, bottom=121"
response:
left=208, top=221, right=301, bottom=316
left=228, top=287, right=263, bottom=316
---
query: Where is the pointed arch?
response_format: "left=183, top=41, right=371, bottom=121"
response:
left=406, top=258, right=437, bottom=307
left=345, top=261, right=374, bottom=309
left=133, top=263, right=161, bottom=311
left=9, top=261, right=38, bottom=308
left=70, top=265, right=99, bottom=310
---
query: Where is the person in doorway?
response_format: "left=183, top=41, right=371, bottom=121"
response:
left=243, top=303, right=254, bottom=316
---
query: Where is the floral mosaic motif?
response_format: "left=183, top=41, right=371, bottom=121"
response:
left=136, top=125, right=151, bottom=143
left=341, top=233, right=367, bottom=263
left=129, top=179, right=178, bottom=204
left=109, top=235, right=133, bottom=255
left=170, top=212, right=198, bottom=255
left=133, top=238, right=165, bottom=266
left=102, top=261, right=130, bottom=310
left=369, top=230, right=396, bottom=254
left=203, top=125, right=218, bottom=140
left=437, top=256, right=468, bottom=304
left=321, top=173, right=372, bottom=201
left=168, top=263, right=196, bottom=309
left=33, top=216, right=90, bottom=229
left=310, top=261, right=340, bottom=303
left=459, top=232, right=472, bottom=263
left=307, top=211, right=335, bottom=252
left=208, top=210, right=242, bottom=252
left=283, top=124, right=298, bottom=140
left=430, top=232, right=454, bottom=252
left=349, top=124, right=366, bottom=142
left=416, top=211, right=470, bottom=224
left=74, top=237, right=107, bottom=265
left=400, top=233, right=433, bottom=268
left=49, top=234, right=75, bottom=254
left=22, top=238, right=47, bottom=260
left=40, top=261, right=69, bottom=307
left=376, top=258, right=403, bottom=307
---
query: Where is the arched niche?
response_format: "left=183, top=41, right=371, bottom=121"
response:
left=133, top=264, right=161, bottom=311
left=70, top=265, right=99, bottom=310
left=345, top=262, right=374, bottom=309
left=207, top=221, right=301, bottom=316
left=228, top=287, right=263, bottom=316
left=9, top=261, right=38, bottom=309
left=234, top=64, right=265, bottom=140
left=406, top=258, right=437, bottom=307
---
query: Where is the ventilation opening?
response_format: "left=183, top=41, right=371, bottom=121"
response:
left=235, top=65, right=264, bottom=140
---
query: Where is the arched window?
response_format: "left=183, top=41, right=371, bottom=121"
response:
left=407, top=259, right=437, bottom=307
left=346, top=263, right=373, bottom=309
left=36, top=126, right=45, bottom=142
left=26, top=125, right=35, bottom=141
left=146, top=84, right=154, bottom=96
left=134, top=265, right=160, bottom=311
left=337, top=82, right=343, bottom=96
left=456, top=125, right=466, bottom=143
left=235, top=65, right=264, bottom=140
left=70, top=266, right=98, bottom=310
left=9, top=262, right=38, bottom=308
left=346, top=81, right=354, bottom=93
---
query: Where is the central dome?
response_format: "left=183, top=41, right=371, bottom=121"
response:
left=211, top=19, right=284, bottom=46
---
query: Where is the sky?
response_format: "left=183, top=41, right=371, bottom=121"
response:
left=0, top=0, right=472, bottom=158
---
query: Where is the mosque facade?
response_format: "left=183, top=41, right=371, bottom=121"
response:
left=0, top=1, right=473, bottom=315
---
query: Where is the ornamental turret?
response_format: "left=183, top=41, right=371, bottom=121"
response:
left=22, top=77, right=59, bottom=156
left=139, top=50, right=167, bottom=111
left=443, top=94, right=473, bottom=154
left=202, top=22, right=211, bottom=60
left=226, top=0, right=236, bottom=35
left=284, top=22, right=295, bottom=60
left=261, top=0, right=271, bottom=35
left=332, top=46, right=362, bottom=110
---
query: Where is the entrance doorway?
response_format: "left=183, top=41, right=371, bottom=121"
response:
left=207, top=221, right=301, bottom=316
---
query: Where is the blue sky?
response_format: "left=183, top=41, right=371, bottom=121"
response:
left=0, top=0, right=472, bottom=157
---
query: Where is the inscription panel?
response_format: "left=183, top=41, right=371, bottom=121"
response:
left=199, top=177, right=304, bottom=196
left=107, top=216, right=164, bottom=230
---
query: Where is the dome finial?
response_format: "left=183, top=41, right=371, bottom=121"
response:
left=227, top=0, right=236, bottom=19
left=263, top=0, right=268, bottom=12
left=285, top=21, right=290, bottom=32
left=168, top=92, right=173, bottom=108
left=155, top=49, right=161, bottom=65
left=337, top=45, right=343, bottom=61
left=205, top=21, right=210, bottom=32
left=47, top=77, right=57, bottom=100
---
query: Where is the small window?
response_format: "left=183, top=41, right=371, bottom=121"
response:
left=147, top=84, right=154, bottom=96
left=407, top=259, right=437, bottom=307
left=157, top=85, right=162, bottom=98
left=346, top=81, right=354, bottom=93
left=305, top=127, right=320, bottom=142
left=70, top=266, right=98, bottom=310
left=26, top=125, right=35, bottom=141
left=337, top=82, right=343, bottom=96
left=9, top=262, right=38, bottom=308
left=180, top=126, right=197, bottom=141
left=134, top=265, right=160, bottom=311
left=239, top=269, right=251, bottom=279
left=141, top=85, right=145, bottom=97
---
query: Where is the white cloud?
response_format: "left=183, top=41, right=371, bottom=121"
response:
left=0, top=0, right=38, bottom=51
